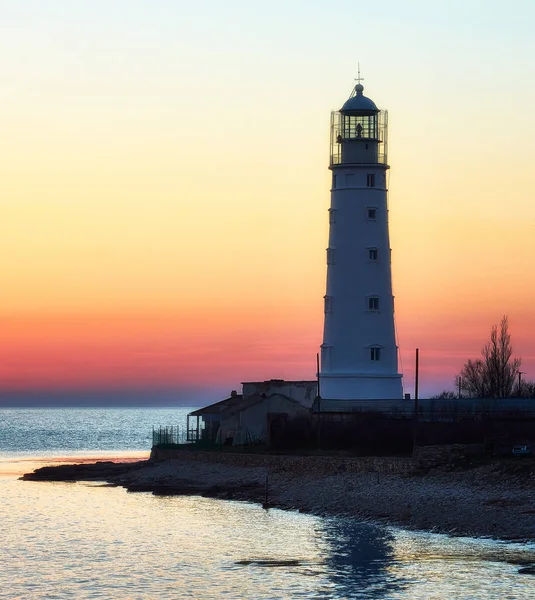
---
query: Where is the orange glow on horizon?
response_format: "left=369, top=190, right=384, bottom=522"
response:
left=2, top=1, right=535, bottom=399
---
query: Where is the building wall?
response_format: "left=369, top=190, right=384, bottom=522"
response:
left=220, top=395, right=308, bottom=444
left=242, top=380, right=317, bottom=408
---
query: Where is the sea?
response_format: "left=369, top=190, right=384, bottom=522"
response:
left=1, top=407, right=535, bottom=600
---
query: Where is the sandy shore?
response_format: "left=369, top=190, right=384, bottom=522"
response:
left=23, top=454, right=535, bottom=543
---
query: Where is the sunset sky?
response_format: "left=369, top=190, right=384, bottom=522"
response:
left=2, top=0, right=535, bottom=404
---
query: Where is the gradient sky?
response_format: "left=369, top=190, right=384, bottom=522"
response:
left=2, top=0, right=535, bottom=403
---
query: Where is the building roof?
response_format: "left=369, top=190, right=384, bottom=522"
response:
left=189, top=391, right=308, bottom=419
left=188, top=394, right=243, bottom=417
left=223, top=392, right=306, bottom=417
left=241, top=379, right=317, bottom=385
left=341, top=84, right=378, bottom=114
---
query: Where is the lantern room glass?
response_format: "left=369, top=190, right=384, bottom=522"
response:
left=341, top=114, right=378, bottom=140
left=330, top=110, right=388, bottom=166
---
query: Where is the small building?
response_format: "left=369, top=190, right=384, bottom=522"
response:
left=187, top=380, right=316, bottom=445
left=186, top=390, right=243, bottom=442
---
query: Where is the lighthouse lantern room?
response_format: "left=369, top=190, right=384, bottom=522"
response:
left=320, top=79, right=403, bottom=401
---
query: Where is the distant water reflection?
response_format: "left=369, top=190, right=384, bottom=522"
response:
left=2, top=462, right=535, bottom=600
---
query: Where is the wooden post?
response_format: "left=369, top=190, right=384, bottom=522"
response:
left=263, top=470, right=269, bottom=509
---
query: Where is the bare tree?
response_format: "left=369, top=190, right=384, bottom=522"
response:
left=430, top=390, right=457, bottom=400
left=459, top=316, right=521, bottom=398
left=517, top=380, right=535, bottom=398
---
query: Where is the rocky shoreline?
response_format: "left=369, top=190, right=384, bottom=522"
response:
left=22, top=454, right=535, bottom=543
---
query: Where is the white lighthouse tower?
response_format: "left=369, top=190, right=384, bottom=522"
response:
left=319, top=78, right=403, bottom=401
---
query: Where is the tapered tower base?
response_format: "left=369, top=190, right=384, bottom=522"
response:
left=320, top=373, right=403, bottom=400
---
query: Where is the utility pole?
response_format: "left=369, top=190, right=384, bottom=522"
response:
left=316, top=352, right=321, bottom=448
left=415, top=348, right=419, bottom=406
left=413, top=348, right=419, bottom=449
left=316, top=352, right=321, bottom=400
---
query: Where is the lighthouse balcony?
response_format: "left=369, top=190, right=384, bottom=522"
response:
left=330, top=151, right=387, bottom=167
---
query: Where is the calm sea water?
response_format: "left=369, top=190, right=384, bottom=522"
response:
left=0, top=407, right=191, bottom=457
left=1, top=407, right=535, bottom=599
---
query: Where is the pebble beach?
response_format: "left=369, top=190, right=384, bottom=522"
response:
left=24, top=453, right=535, bottom=543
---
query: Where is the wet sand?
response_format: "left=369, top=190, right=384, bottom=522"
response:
left=0, top=452, right=149, bottom=477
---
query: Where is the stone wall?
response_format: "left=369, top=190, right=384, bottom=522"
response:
left=150, top=447, right=414, bottom=475
left=413, top=444, right=486, bottom=471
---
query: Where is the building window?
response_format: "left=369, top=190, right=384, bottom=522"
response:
left=367, top=174, right=375, bottom=187
left=368, top=296, right=379, bottom=311
left=329, top=208, right=336, bottom=225
left=368, top=248, right=378, bottom=261
left=324, top=295, right=332, bottom=314
left=367, top=207, right=377, bottom=220
left=370, top=347, right=381, bottom=361
left=327, top=248, right=335, bottom=264
left=332, top=174, right=337, bottom=189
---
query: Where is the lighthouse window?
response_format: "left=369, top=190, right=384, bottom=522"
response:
left=366, top=174, right=376, bottom=187
left=367, top=208, right=377, bottom=220
left=368, top=248, right=378, bottom=261
left=368, top=296, right=379, bottom=311
left=370, top=347, right=381, bottom=361
left=343, top=114, right=377, bottom=139
left=324, top=296, right=332, bottom=314
left=327, top=248, right=335, bottom=264
left=321, top=344, right=331, bottom=369
left=332, top=174, right=337, bottom=189
left=329, top=209, right=336, bottom=224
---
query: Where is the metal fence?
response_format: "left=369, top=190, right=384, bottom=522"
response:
left=311, top=398, right=535, bottom=419
left=152, top=425, right=190, bottom=446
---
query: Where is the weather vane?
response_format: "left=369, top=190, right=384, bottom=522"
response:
left=355, top=63, right=364, bottom=85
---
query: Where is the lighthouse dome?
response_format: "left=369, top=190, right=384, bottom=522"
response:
left=341, top=84, right=378, bottom=113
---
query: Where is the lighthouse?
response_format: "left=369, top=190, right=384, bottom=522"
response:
left=319, top=79, right=403, bottom=401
